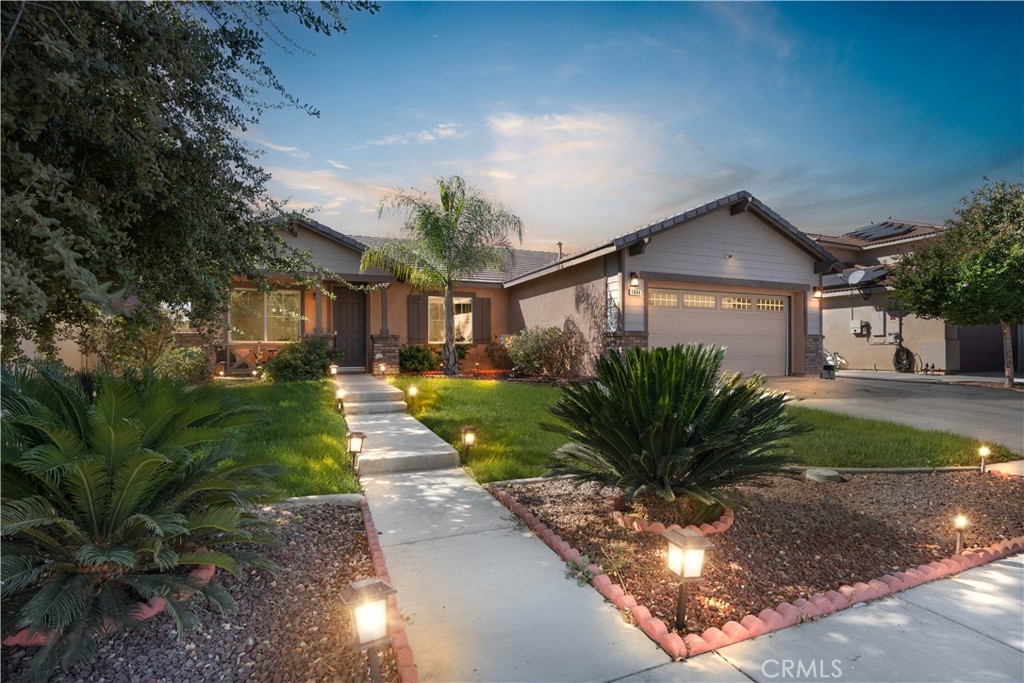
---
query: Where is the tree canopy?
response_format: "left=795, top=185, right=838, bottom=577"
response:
left=888, top=180, right=1023, bottom=386
left=360, top=175, right=523, bottom=375
left=0, top=1, right=377, bottom=359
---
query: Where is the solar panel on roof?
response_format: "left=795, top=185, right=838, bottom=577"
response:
left=848, top=223, right=913, bottom=241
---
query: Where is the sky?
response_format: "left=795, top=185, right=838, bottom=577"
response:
left=247, top=2, right=1023, bottom=254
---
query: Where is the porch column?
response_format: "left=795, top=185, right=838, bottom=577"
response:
left=314, top=288, right=324, bottom=334
left=380, top=286, right=389, bottom=336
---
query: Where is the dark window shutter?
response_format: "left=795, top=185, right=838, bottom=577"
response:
left=407, top=295, right=428, bottom=344
left=473, top=297, right=491, bottom=344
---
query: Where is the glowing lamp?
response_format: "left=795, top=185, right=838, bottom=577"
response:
left=812, top=286, right=823, bottom=299
left=347, top=431, right=366, bottom=474
left=662, top=527, right=714, bottom=629
left=329, top=364, right=339, bottom=376
left=953, top=514, right=968, bottom=554
left=629, top=272, right=640, bottom=287
left=978, top=445, right=990, bottom=473
left=339, top=577, right=397, bottom=683
left=378, top=363, right=386, bottom=375
left=460, top=426, right=477, bottom=453
left=335, top=388, right=345, bottom=410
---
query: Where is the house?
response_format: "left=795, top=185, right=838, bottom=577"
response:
left=219, top=191, right=839, bottom=377
left=809, top=221, right=1022, bottom=373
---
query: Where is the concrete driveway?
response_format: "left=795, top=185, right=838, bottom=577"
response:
left=766, top=375, right=1024, bottom=453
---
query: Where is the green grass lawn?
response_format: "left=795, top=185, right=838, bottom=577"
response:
left=389, top=377, right=1016, bottom=482
left=390, top=376, right=569, bottom=482
left=211, top=379, right=359, bottom=497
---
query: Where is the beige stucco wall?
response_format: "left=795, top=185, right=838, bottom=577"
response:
left=822, top=292, right=958, bottom=372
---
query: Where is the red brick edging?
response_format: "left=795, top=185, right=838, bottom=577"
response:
left=488, top=484, right=1024, bottom=661
left=360, top=498, right=419, bottom=683
left=602, top=494, right=735, bottom=537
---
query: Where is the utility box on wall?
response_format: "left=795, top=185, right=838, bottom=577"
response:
left=850, top=320, right=868, bottom=335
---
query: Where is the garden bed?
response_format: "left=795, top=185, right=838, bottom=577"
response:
left=493, top=472, right=1024, bottom=641
left=3, top=505, right=399, bottom=683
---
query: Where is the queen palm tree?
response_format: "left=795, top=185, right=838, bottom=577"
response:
left=361, top=175, right=523, bottom=375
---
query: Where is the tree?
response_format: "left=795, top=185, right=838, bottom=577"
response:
left=888, top=180, right=1024, bottom=388
left=0, top=1, right=377, bottom=361
left=361, top=175, right=523, bottom=375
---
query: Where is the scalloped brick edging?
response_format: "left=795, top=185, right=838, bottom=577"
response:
left=1, top=563, right=218, bottom=649
left=487, top=484, right=1024, bottom=661
left=603, top=494, right=735, bottom=538
left=360, top=498, right=419, bottom=683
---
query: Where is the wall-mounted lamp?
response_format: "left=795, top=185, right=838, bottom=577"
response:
left=812, top=286, right=823, bottom=299
left=629, top=272, right=640, bottom=287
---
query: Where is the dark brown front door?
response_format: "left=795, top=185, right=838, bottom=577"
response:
left=333, top=286, right=366, bottom=367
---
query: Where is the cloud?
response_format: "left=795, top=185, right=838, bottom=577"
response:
left=266, top=167, right=399, bottom=228
left=237, top=130, right=310, bottom=159
left=361, top=123, right=463, bottom=148
left=326, top=160, right=349, bottom=170
left=703, top=3, right=795, bottom=61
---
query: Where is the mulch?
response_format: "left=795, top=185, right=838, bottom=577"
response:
left=495, top=472, right=1024, bottom=635
left=3, top=504, right=398, bottom=683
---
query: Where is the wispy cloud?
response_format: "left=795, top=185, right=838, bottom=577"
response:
left=266, top=167, right=397, bottom=224
left=360, top=123, right=463, bottom=148
left=237, top=130, right=310, bottom=159
left=703, top=3, right=795, bottom=61
left=326, top=160, right=349, bottom=170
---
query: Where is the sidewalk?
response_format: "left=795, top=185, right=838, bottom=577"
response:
left=835, top=369, right=1024, bottom=386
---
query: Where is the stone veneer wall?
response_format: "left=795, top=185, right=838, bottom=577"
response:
left=804, top=334, right=824, bottom=377
left=371, top=334, right=400, bottom=376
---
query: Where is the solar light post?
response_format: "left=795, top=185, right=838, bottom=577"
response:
left=329, top=364, right=339, bottom=376
left=662, top=528, right=714, bottom=630
left=335, top=388, right=346, bottom=411
left=460, top=426, right=477, bottom=457
left=978, top=446, right=990, bottom=473
left=407, top=385, right=418, bottom=408
left=953, top=514, right=968, bottom=555
left=340, top=577, right=397, bottom=683
left=347, top=431, right=366, bottom=474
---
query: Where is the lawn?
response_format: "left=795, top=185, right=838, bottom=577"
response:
left=389, top=377, right=1015, bottom=482
left=211, top=379, right=360, bottom=497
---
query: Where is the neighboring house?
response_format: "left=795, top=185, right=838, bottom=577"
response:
left=809, top=221, right=1023, bottom=373
left=219, top=191, right=838, bottom=378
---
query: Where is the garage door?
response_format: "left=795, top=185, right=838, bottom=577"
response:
left=648, top=289, right=789, bottom=376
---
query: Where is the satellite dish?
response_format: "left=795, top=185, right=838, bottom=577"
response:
left=847, top=269, right=866, bottom=285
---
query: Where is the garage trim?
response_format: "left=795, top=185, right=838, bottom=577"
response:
left=638, top=270, right=811, bottom=293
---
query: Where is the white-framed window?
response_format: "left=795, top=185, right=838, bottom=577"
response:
left=721, top=296, right=752, bottom=311
left=428, top=296, right=473, bottom=344
left=229, top=289, right=302, bottom=342
left=682, top=293, right=716, bottom=309
left=756, top=297, right=785, bottom=312
left=649, top=289, right=680, bottom=308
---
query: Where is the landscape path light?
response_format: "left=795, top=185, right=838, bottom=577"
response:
left=953, top=514, right=968, bottom=555
left=339, top=577, right=397, bottom=683
left=407, top=385, right=418, bottom=407
left=329, top=364, right=339, bottom=376
left=460, top=426, right=477, bottom=456
left=335, top=388, right=346, bottom=411
left=347, top=431, right=366, bottom=474
left=978, top=445, right=990, bottom=473
left=662, top=527, right=714, bottom=630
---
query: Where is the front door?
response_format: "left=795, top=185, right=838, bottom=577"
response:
left=333, top=286, right=367, bottom=368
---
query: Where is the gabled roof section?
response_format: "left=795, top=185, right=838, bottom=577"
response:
left=275, top=215, right=369, bottom=254
left=809, top=220, right=945, bottom=251
left=504, top=191, right=838, bottom=286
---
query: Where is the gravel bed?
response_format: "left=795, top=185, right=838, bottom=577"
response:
left=3, top=504, right=398, bottom=683
left=497, top=472, right=1024, bottom=635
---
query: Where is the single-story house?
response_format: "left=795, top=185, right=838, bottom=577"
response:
left=219, top=191, right=839, bottom=378
left=809, top=221, right=1023, bottom=373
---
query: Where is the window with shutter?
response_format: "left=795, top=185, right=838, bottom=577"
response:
left=407, top=295, right=428, bottom=344
left=473, top=297, right=491, bottom=343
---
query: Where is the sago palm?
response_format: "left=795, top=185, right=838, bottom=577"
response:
left=1, top=363, right=280, bottom=683
left=545, top=345, right=806, bottom=522
left=361, top=175, right=523, bottom=375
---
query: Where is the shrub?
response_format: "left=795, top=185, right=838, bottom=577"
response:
left=399, top=344, right=442, bottom=372
left=544, top=345, right=806, bottom=524
left=484, top=337, right=512, bottom=370
left=0, top=362, right=280, bottom=683
left=507, top=321, right=588, bottom=378
left=154, top=345, right=209, bottom=384
left=263, top=338, right=343, bottom=382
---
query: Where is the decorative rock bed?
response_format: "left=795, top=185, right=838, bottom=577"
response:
left=490, top=470, right=1024, bottom=660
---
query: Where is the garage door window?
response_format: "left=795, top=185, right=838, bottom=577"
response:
left=682, top=293, right=716, bottom=309
left=721, top=296, right=751, bottom=311
left=756, top=297, right=785, bottom=312
left=649, top=290, right=679, bottom=308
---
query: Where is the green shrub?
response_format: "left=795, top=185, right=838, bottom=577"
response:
left=0, top=362, right=280, bottom=683
left=263, top=338, right=343, bottom=382
left=154, top=345, right=209, bottom=384
left=507, top=322, right=588, bottom=377
left=545, top=345, right=806, bottom=524
left=484, top=337, right=513, bottom=370
left=399, top=344, right=442, bottom=372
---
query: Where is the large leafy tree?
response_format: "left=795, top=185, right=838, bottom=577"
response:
left=361, top=175, right=523, bottom=375
left=888, top=180, right=1024, bottom=388
left=0, top=1, right=377, bottom=360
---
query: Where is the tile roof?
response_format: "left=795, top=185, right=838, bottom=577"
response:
left=809, top=220, right=945, bottom=251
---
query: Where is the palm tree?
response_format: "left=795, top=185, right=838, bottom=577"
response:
left=361, top=175, right=523, bottom=375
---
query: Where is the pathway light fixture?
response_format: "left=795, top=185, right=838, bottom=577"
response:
left=347, top=431, right=366, bottom=474
left=662, top=528, right=714, bottom=630
left=340, top=577, right=397, bottom=683
left=953, top=514, right=968, bottom=555
left=978, top=445, right=990, bottom=473
left=460, top=426, right=477, bottom=456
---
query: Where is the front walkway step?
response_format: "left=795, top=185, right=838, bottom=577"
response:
left=345, top=412, right=460, bottom=474
left=344, top=400, right=409, bottom=415
left=342, top=387, right=405, bottom=403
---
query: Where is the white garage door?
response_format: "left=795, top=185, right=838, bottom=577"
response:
left=648, top=289, right=789, bottom=376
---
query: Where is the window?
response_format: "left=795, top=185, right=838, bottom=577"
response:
left=229, top=290, right=301, bottom=342
left=756, top=297, right=785, bottom=312
left=682, top=293, right=716, bottom=309
left=649, top=290, right=679, bottom=308
left=428, top=296, right=473, bottom=344
left=721, top=296, right=751, bottom=311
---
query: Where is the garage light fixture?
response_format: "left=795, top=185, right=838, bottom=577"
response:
left=978, top=445, right=990, bottom=473
left=629, top=272, right=640, bottom=287
left=812, top=286, right=823, bottom=299
left=663, top=528, right=714, bottom=630
left=340, top=577, right=397, bottom=683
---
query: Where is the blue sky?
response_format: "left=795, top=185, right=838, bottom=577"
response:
left=248, top=2, right=1023, bottom=253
